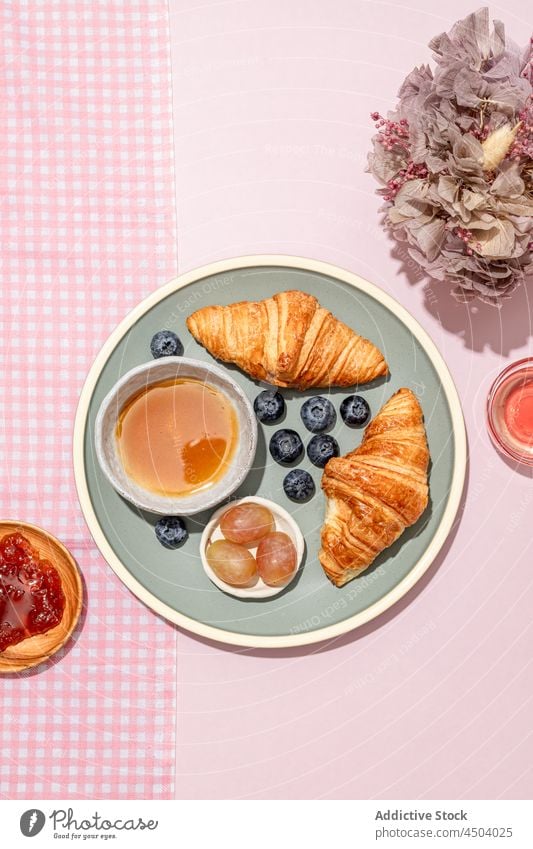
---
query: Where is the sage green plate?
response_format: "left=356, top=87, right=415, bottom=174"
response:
left=74, top=256, right=466, bottom=648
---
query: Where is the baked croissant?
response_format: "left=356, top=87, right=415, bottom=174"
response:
left=186, top=290, right=387, bottom=389
left=320, top=388, right=429, bottom=587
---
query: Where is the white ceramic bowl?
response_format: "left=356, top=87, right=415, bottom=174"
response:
left=200, top=496, right=305, bottom=599
left=94, top=357, right=257, bottom=515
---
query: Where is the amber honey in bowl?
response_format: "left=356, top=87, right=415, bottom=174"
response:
left=115, top=378, right=239, bottom=497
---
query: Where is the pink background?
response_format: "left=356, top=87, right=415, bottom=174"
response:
left=170, top=0, right=533, bottom=799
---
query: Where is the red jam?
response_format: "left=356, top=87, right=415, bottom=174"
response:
left=0, top=533, right=65, bottom=652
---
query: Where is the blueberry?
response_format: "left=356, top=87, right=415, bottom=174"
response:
left=150, top=330, right=184, bottom=359
left=154, top=516, right=188, bottom=548
left=340, top=395, right=371, bottom=427
left=254, top=389, right=285, bottom=424
left=307, top=434, right=340, bottom=468
left=269, top=429, right=304, bottom=465
left=283, top=469, right=315, bottom=502
left=300, top=396, right=336, bottom=433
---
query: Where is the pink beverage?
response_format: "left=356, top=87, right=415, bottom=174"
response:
left=487, top=359, right=533, bottom=465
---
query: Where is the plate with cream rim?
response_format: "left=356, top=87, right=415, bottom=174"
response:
left=73, top=256, right=466, bottom=649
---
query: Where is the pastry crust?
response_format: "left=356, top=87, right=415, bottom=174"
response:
left=319, top=388, right=429, bottom=587
left=186, top=290, right=388, bottom=389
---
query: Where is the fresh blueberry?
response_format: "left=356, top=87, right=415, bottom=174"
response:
left=254, top=389, right=285, bottom=424
left=269, top=429, right=304, bottom=465
left=340, top=395, right=371, bottom=427
left=307, top=434, right=340, bottom=468
left=150, top=330, right=184, bottom=359
left=154, top=516, right=188, bottom=548
left=283, top=469, right=315, bottom=502
left=300, top=396, right=336, bottom=433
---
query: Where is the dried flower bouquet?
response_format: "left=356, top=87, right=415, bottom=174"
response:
left=368, top=8, right=533, bottom=304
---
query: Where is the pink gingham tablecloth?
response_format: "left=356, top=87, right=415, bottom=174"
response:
left=1, top=0, right=177, bottom=798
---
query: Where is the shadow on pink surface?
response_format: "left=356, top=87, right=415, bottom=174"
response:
left=392, top=245, right=533, bottom=357
left=495, top=449, right=533, bottom=481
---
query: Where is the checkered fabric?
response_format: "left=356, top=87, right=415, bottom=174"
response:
left=1, top=0, right=177, bottom=798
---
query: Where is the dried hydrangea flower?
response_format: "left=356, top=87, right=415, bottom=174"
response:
left=368, top=8, right=533, bottom=303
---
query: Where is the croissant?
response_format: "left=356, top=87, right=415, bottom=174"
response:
left=320, top=388, right=429, bottom=587
left=186, top=290, right=387, bottom=389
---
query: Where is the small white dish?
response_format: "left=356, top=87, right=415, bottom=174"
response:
left=94, top=357, right=257, bottom=515
left=200, top=496, right=305, bottom=599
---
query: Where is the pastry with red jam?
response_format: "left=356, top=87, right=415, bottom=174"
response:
left=0, top=532, right=66, bottom=652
